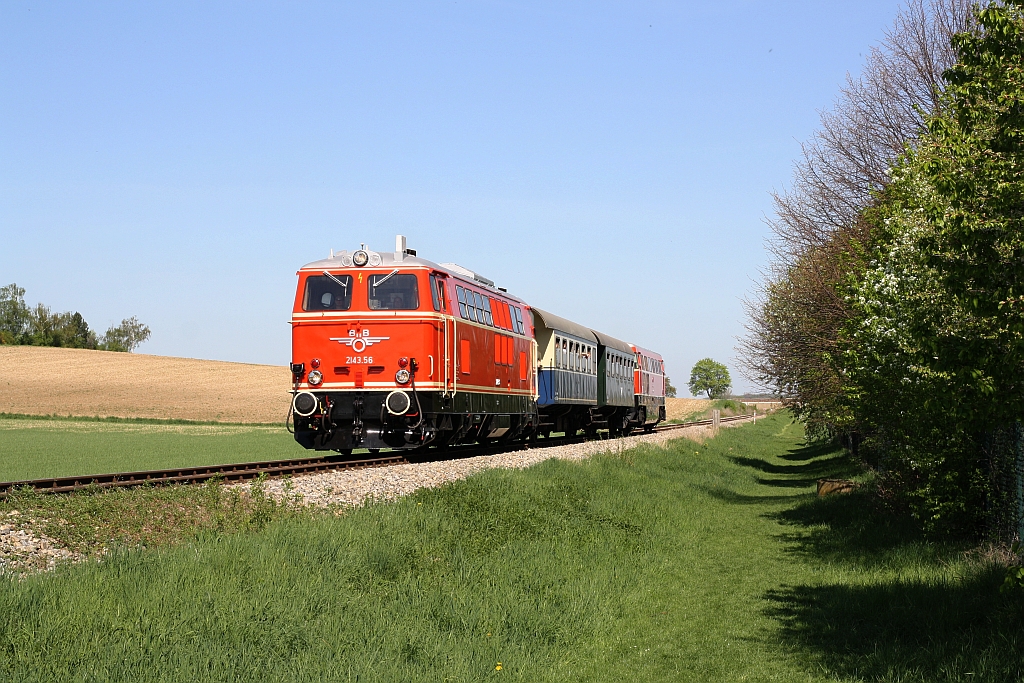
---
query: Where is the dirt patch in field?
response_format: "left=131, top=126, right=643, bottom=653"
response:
left=0, top=346, right=290, bottom=423
left=665, top=397, right=714, bottom=422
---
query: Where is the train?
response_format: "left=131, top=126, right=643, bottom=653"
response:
left=289, top=236, right=666, bottom=453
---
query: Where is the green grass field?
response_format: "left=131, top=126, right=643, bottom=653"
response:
left=1, top=414, right=1021, bottom=682
left=0, top=415, right=300, bottom=480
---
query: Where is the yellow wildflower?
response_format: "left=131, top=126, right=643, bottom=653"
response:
left=495, top=663, right=503, bottom=671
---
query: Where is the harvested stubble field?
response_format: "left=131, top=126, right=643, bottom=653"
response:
left=664, top=397, right=713, bottom=421
left=0, top=346, right=290, bottom=423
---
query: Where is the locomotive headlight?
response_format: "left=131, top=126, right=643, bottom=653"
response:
left=395, top=368, right=411, bottom=384
left=308, top=370, right=324, bottom=386
left=352, top=250, right=369, bottom=267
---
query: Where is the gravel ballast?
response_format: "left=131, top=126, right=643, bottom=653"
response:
left=251, top=421, right=741, bottom=508
left=1, top=512, right=82, bottom=577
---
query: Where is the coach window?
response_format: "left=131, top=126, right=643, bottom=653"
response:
left=302, top=274, right=353, bottom=311
left=562, top=339, right=568, bottom=369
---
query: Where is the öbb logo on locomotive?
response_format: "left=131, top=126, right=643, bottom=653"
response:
left=290, top=235, right=667, bottom=455
left=330, top=328, right=390, bottom=354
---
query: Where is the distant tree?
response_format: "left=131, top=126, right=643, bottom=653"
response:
left=688, top=359, right=731, bottom=399
left=665, top=376, right=677, bottom=398
left=27, top=304, right=98, bottom=348
left=0, top=283, right=30, bottom=344
left=99, top=316, right=151, bottom=352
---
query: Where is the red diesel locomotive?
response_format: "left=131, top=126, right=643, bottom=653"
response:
left=289, top=237, right=665, bottom=453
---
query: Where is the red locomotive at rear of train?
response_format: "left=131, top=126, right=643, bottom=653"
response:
left=289, top=236, right=665, bottom=453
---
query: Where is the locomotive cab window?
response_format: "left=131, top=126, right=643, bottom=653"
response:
left=429, top=275, right=448, bottom=312
left=303, top=274, right=352, bottom=311
left=368, top=272, right=419, bottom=310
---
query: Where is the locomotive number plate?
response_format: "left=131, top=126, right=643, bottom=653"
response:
left=346, top=356, right=374, bottom=364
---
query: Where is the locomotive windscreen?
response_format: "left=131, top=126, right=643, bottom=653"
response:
left=303, top=274, right=353, bottom=311
left=368, top=273, right=419, bottom=310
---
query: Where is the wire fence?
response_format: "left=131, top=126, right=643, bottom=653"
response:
left=984, top=422, right=1024, bottom=546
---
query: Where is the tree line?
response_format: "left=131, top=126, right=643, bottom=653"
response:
left=742, top=0, right=1024, bottom=541
left=0, top=283, right=151, bottom=353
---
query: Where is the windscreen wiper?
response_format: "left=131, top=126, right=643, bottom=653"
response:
left=371, top=269, right=399, bottom=291
left=323, top=271, right=348, bottom=290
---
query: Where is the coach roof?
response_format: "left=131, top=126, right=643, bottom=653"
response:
left=592, top=329, right=633, bottom=355
left=531, top=308, right=597, bottom=343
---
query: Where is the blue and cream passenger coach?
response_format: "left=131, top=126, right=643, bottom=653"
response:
left=532, top=308, right=598, bottom=436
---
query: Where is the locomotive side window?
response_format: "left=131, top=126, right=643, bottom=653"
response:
left=484, top=298, right=494, bottom=327
left=302, top=274, right=353, bottom=311
left=368, top=273, right=419, bottom=310
left=429, top=275, right=447, bottom=312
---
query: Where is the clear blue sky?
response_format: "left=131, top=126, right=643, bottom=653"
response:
left=1, top=1, right=903, bottom=394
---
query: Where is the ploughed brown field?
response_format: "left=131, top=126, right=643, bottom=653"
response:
left=0, top=346, right=291, bottom=423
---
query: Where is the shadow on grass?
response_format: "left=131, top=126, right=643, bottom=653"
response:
left=756, top=447, right=1024, bottom=681
left=716, top=434, right=1024, bottom=680
left=766, top=568, right=1024, bottom=682
left=697, top=485, right=803, bottom=506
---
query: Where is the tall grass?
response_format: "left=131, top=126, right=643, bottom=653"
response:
left=1, top=414, right=1021, bottom=681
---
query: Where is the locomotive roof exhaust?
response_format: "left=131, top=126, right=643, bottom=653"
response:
left=395, top=235, right=416, bottom=261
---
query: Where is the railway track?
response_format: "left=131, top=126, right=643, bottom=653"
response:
left=0, top=413, right=754, bottom=498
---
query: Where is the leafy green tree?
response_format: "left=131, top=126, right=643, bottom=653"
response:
left=27, top=304, right=98, bottom=348
left=688, top=359, right=731, bottom=399
left=0, top=283, right=30, bottom=344
left=99, top=316, right=151, bottom=352
left=840, top=0, right=1024, bottom=536
left=665, top=376, right=677, bottom=398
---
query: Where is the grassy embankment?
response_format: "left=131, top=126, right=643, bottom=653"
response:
left=0, top=414, right=299, bottom=481
left=2, top=414, right=1022, bottom=681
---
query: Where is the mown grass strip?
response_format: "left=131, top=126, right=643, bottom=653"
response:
left=0, top=414, right=1021, bottom=682
left=0, top=418, right=300, bottom=481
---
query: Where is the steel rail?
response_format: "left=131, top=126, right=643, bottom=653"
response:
left=0, top=413, right=757, bottom=497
